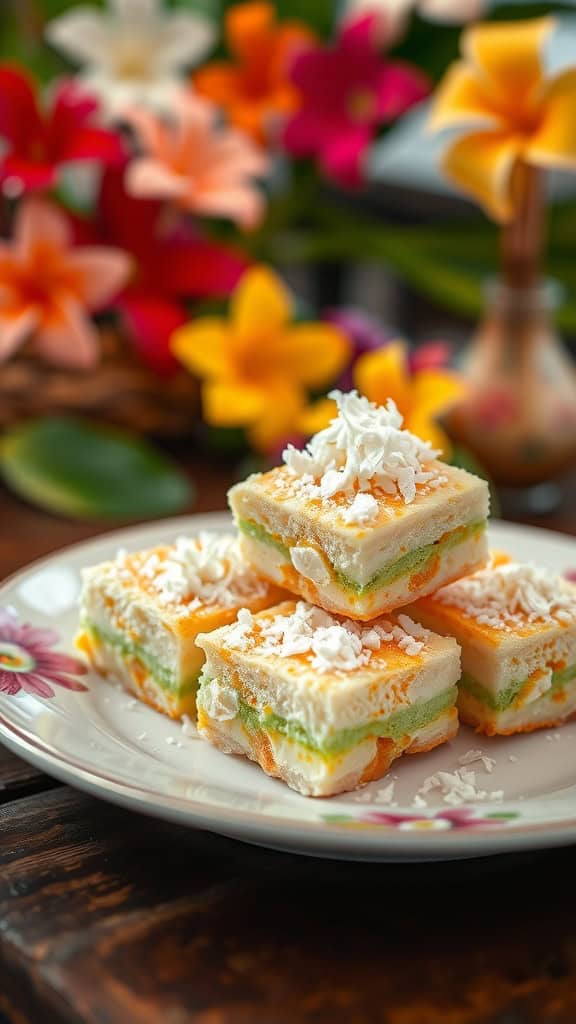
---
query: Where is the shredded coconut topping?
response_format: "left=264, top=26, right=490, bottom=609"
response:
left=341, top=492, right=379, bottom=526
left=133, top=533, right=266, bottom=609
left=221, top=602, right=430, bottom=672
left=436, top=561, right=576, bottom=630
left=418, top=768, right=503, bottom=806
left=282, top=390, right=440, bottom=506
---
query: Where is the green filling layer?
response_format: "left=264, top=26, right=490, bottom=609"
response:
left=83, top=621, right=199, bottom=696
left=238, top=517, right=485, bottom=596
left=460, top=663, right=576, bottom=712
left=208, top=684, right=457, bottom=758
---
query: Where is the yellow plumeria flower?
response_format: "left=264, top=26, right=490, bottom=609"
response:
left=431, top=17, right=576, bottom=221
left=353, top=340, right=466, bottom=457
left=171, top=266, right=350, bottom=452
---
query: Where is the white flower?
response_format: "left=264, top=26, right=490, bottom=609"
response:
left=344, top=0, right=487, bottom=42
left=45, top=0, right=216, bottom=119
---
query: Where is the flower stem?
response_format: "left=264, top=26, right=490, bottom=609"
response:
left=500, top=162, right=545, bottom=289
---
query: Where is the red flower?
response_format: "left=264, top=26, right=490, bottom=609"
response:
left=0, top=65, right=125, bottom=196
left=87, top=169, right=249, bottom=375
left=283, top=15, right=429, bottom=187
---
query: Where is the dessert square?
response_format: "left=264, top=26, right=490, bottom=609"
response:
left=229, top=391, right=490, bottom=620
left=77, top=533, right=285, bottom=719
left=407, top=559, right=576, bottom=736
left=195, top=600, right=460, bottom=797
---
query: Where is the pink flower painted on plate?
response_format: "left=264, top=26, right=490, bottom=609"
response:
left=324, top=808, right=518, bottom=830
left=565, top=570, right=576, bottom=583
left=0, top=608, right=87, bottom=698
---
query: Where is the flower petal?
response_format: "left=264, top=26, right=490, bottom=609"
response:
left=406, top=410, right=452, bottom=456
left=35, top=297, right=100, bottom=369
left=119, top=292, right=185, bottom=376
left=0, top=64, right=44, bottom=151
left=413, top=369, right=467, bottom=412
left=15, top=197, right=71, bottom=256
left=125, top=159, right=187, bottom=201
left=192, top=184, right=265, bottom=229
left=0, top=672, right=22, bottom=695
left=279, top=324, right=350, bottom=387
left=0, top=156, right=57, bottom=194
left=354, top=342, right=412, bottom=416
left=171, top=319, right=230, bottom=379
left=525, top=69, right=576, bottom=172
left=321, top=128, right=370, bottom=187
left=296, top=397, right=337, bottom=437
left=463, top=17, right=552, bottom=105
left=194, top=64, right=242, bottom=107
left=247, top=385, right=307, bottom=453
left=0, top=308, right=38, bottom=362
left=161, top=237, right=248, bottom=299
left=21, top=674, right=55, bottom=698
left=203, top=379, right=270, bottom=426
left=441, top=129, right=522, bottom=222
left=157, top=12, right=216, bottom=68
left=45, top=9, right=112, bottom=65
left=231, top=266, right=291, bottom=344
left=376, top=62, right=430, bottom=121
left=226, top=1, right=274, bottom=64
left=68, top=246, right=132, bottom=309
left=430, top=61, right=498, bottom=132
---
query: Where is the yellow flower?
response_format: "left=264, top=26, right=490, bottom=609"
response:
left=353, top=341, right=466, bottom=457
left=430, top=17, right=576, bottom=221
left=171, top=266, right=350, bottom=451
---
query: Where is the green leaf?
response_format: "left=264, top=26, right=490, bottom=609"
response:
left=0, top=417, right=194, bottom=521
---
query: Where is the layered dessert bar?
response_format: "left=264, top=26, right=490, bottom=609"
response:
left=195, top=600, right=460, bottom=797
left=77, top=533, right=285, bottom=719
left=408, top=560, right=576, bottom=736
left=229, top=390, right=490, bottom=620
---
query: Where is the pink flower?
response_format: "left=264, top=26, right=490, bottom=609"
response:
left=283, top=15, right=429, bottom=186
left=0, top=608, right=87, bottom=698
left=0, top=198, right=131, bottom=368
left=361, top=808, right=509, bottom=829
left=125, top=94, right=269, bottom=229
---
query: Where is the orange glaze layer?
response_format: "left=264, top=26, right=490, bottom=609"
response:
left=255, top=461, right=471, bottom=530
left=221, top=601, right=425, bottom=683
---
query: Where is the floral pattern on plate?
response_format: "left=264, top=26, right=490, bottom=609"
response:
left=0, top=607, right=87, bottom=698
left=323, top=808, right=520, bottom=831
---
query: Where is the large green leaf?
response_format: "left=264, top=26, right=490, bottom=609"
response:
left=0, top=417, right=194, bottom=521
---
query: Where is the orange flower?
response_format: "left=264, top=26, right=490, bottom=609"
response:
left=125, top=94, right=269, bottom=229
left=171, top=265, right=350, bottom=452
left=0, top=198, right=130, bottom=368
left=354, top=340, right=466, bottom=456
left=431, top=17, right=576, bottom=221
left=194, top=1, right=315, bottom=145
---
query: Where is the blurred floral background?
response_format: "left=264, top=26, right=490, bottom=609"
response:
left=1, top=0, right=576, bottom=522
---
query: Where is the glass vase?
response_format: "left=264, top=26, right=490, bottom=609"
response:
left=446, top=279, right=576, bottom=494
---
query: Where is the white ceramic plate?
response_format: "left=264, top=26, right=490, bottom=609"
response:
left=1, top=514, right=575, bottom=862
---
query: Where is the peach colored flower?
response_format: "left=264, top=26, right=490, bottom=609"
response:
left=0, top=198, right=131, bottom=368
left=125, top=95, right=269, bottom=229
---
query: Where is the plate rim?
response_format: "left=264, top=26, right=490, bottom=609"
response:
left=1, top=514, right=576, bottom=860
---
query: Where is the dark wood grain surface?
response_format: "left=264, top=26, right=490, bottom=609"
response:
left=1, top=464, right=576, bottom=1024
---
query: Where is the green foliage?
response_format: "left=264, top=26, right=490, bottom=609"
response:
left=0, top=417, right=194, bottom=521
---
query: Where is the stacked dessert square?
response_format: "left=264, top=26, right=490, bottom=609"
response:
left=78, top=390, right=576, bottom=797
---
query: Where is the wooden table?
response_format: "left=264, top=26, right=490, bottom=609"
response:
left=1, top=466, right=576, bottom=1024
